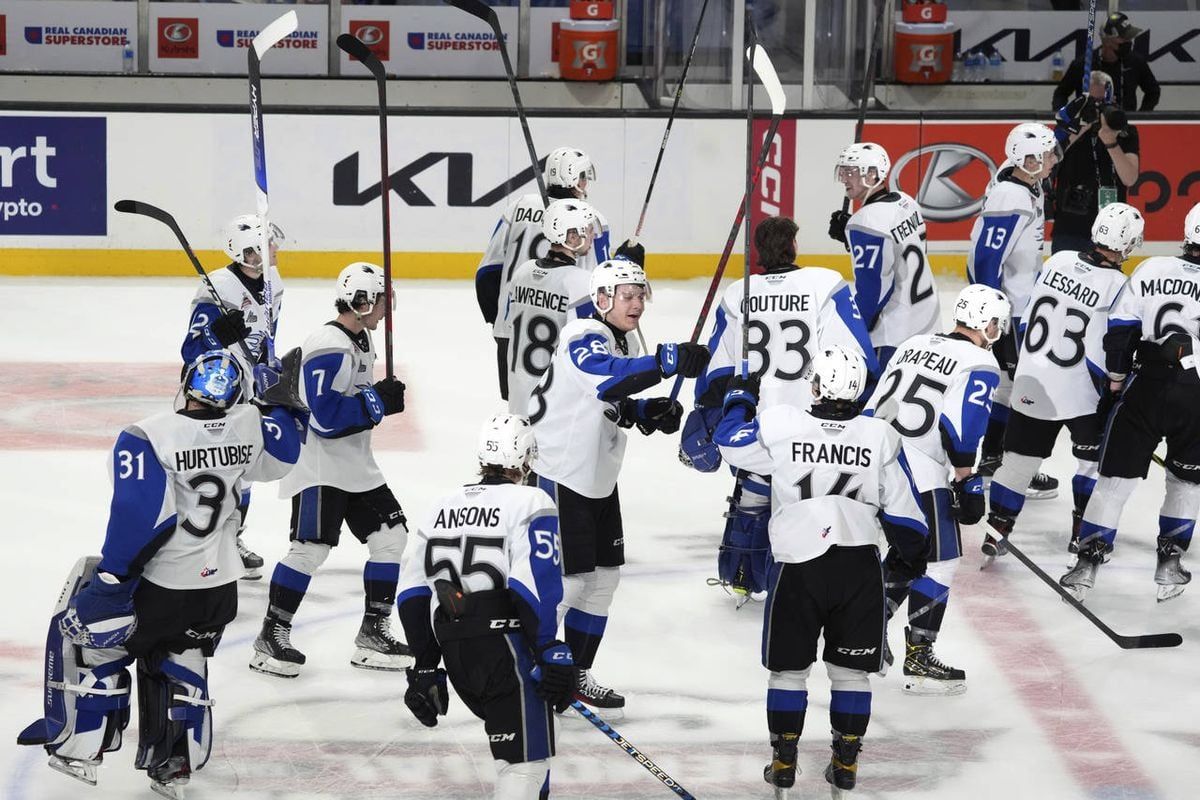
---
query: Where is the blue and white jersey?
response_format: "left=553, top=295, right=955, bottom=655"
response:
left=398, top=481, right=562, bottom=649
left=714, top=405, right=928, bottom=565
left=1108, top=255, right=1200, bottom=348
left=182, top=264, right=284, bottom=373
left=477, top=192, right=610, bottom=336
left=967, top=169, right=1046, bottom=323
left=530, top=317, right=663, bottom=498
left=698, top=266, right=877, bottom=412
left=846, top=190, right=940, bottom=349
left=865, top=333, right=1000, bottom=492
left=499, top=255, right=596, bottom=415
left=98, top=404, right=300, bottom=590
left=1012, top=250, right=1128, bottom=420
left=278, top=322, right=385, bottom=496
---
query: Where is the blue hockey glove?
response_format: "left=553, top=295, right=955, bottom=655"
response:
left=404, top=667, right=449, bottom=727
left=722, top=374, right=761, bottom=419
left=656, top=342, right=710, bottom=379
left=950, top=473, right=986, bottom=525
left=678, top=406, right=723, bottom=472
left=534, top=640, right=577, bottom=713
left=60, top=571, right=138, bottom=649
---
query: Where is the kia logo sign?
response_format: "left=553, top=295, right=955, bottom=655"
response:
left=356, top=25, right=384, bottom=46
left=163, top=22, right=192, bottom=43
left=891, top=144, right=997, bottom=222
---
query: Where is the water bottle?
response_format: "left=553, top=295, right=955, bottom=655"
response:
left=1051, top=49, right=1065, bottom=82
left=952, top=50, right=964, bottom=83
left=967, top=50, right=983, bottom=83
left=122, top=43, right=134, bottom=74
left=987, top=49, right=1003, bottom=82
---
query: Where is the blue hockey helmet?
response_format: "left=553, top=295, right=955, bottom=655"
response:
left=184, top=350, right=243, bottom=409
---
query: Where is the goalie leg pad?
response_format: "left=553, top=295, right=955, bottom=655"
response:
left=135, top=650, right=214, bottom=782
left=717, top=473, right=772, bottom=594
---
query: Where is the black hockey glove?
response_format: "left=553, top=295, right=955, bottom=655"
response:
left=642, top=397, right=683, bottom=435
left=721, top=374, right=761, bottom=420
left=605, top=400, right=638, bottom=430
left=404, top=667, right=449, bottom=728
left=372, top=376, right=406, bottom=416
left=656, top=342, right=710, bottom=379
left=209, top=308, right=250, bottom=348
left=1096, top=381, right=1122, bottom=421
left=614, top=239, right=646, bottom=268
left=828, top=210, right=851, bottom=248
left=534, top=641, right=578, bottom=713
left=254, top=347, right=307, bottom=411
left=949, top=473, right=986, bottom=525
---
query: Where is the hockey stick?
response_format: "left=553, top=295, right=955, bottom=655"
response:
left=840, top=0, right=888, bottom=215
left=338, top=33, right=396, bottom=379
left=247, top=10, right=298, bottom=371
left=1082, top=0, right=1098, bottom=96
left=667, top=40, right=787, bottom=402
left=740, top=13, right=756, bottom=381
left=1003, top=539, right=1182, bottom=649
left=443, top=0, right=548, bottom=206
left=628, top=0, right=712, bottom=246
left=114, top=199, right=257, bottom=367
left=570, top=701, right=697, bottom=799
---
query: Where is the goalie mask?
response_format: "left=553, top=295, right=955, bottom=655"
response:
left=184, top=350, right=243, bottom=409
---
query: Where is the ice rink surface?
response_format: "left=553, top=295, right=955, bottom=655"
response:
left=1, top=274, right=1197, bottom=800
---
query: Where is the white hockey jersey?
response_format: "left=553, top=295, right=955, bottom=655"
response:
left=98, top=405, right=300, bottom=590
left=865, top=333, right=1000, bottom=492
left=499, top=255, right=595, bottom=414
left=846, top=190, right=941, bottom=349
left=182, top=264, right=284, bottom=374
left=1012, top=251, right=1128, bottom=420
left=715, top=405, right=928, bottom=565
left=966, top=169, right=1046, bottom=321
left=1108, top=255, right=1200, bottom=348
left=530, top=317, right=664, bottom=498
left=698, top=267, right=878, bottom=412
left=279, top=322, right=385, bottom=496
left=397, top=481, right=562, bottom=647
left=477, top=192, right=610, bottom=336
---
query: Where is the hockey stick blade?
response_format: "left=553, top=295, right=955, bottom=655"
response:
left=747, top=45, right=786, bottom=116
left=337, top=34, right=385, bottom=81
left=1003, top=540, right=1182, bottom=649
left=252, top=11, right=298, bottom=59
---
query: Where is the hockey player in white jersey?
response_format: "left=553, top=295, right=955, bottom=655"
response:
left=19, top=350, right=303, bottom=797
left=967, top=123, right=1061, bottom=498
left=181, top=214, right=286, bottom=580
left=501, top=198, right=597, bottom=415
left=686, top=216, right=877, bottom=601
left=250, top=262, right=414, bottom=678
left=1061, top=203, right=1200, bottom=602
left=531, top=259, right=709, bottom=710
left=982, top=203, right=1140, bottom=563
left=397, top=414, right=574, bottom=800
left=829, top=142, right=940, bottom=368
left=865, top=284, right=1007, bottom=696
left=714, top=346, right=929, bottom=797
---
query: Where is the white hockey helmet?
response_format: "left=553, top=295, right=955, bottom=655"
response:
left=954, top=284, right=1012, bottom=344
left=590, top=258, right=651, bottom=314
left=1184, top=202, right=1200, bottom=247
left=542, top=198, right=596, bottom=250
left=336, top=262, right=389, bottom=314
left=835, top=142, right=891, bottom=186
left=544, top=147, right=596, bottom=194
left=1005, top=123, right=1057, bottom=178
left=810, top=345, right=868, bottom=403
left=223, top=214, right=283, bottom=268
left=1091, top=202, right=1145, bottom=259
left=477, top=413, right=537, bottom=473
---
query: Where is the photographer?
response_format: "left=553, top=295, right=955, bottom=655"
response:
left=1051, top=12, right=1160, bottom=113
left=1050, top=70, right=1140, bottom=253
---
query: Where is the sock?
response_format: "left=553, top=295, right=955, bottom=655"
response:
left=1072, top=474, right=1097, bottom=517
left=989, top=479, right=1026, bottom=520
left=907, top=575, right=949, bottom=637
left=1159, top=516, right=1195, bottom=550
left=267, top=563, right=311, bottom=624
left=767, top=689, right=807, bottom=736
left=363, top=561, right=400, bottom=615
left=829, top=690, right=871, bottom=737
left=564, top=608, right=607, bottom=669
left=981, top=406, right=1009, bottom=460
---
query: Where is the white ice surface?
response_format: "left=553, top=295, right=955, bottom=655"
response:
left=0, top=275, right=1197, bottom=800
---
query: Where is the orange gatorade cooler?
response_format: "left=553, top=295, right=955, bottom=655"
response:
left=901, top=0, right=948, bottom=24
left=569, top=0, right=615, bottom=20
left=894, top=21, right=957, bottom=84
left=559, top=19, right=619, bottom=81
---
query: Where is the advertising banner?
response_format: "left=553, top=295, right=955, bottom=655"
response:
left=339, top=7, right=519, bottom=78
left=748, top=118, right=796, bottom=269
left=147, top=3, right=326, bottom=76
left=0, top=1, right=134, bottom=73
left=0, top=115, right=106, bottom=236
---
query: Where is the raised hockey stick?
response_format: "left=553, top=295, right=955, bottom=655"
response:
left=740, top=13, right=756, bottom=381
left=114, top=199, right=257, bottom=367
left=1003, top=539, right=1182, bottom=649
left=338, top=33, right=396, bottom=379
left=570, top=701, right=696, bottom=799
left=1082, top=0, right=1098, bottom=95
left=840, top=0, right=888, bottom=215
left=628, top=0, right=712, bottom=246
left=247, top=10, right=298, bottom=371
left=443, top=0, right=548, bottom=206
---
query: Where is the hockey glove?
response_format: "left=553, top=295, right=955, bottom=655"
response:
left=678, top=406, right=723, bottom=472
left=614, top=239, right=646, bottom=268
left=656, top=342, right=710, bottom=379
left=828, top=210, right=851, bottom=248
left=254, top=347, right=307, bottom=411
left=372, top=376, right=406, bottom=416
left=209, top=309, right=250, bottom=348
left=534, top=641, right=578, bottom=713
left=404, top=667, right=449, bottom=728
left=1096, top=381, right=1123, bottom=421
left=949, top=473, right=986, bottom=525
left=722, top=374, right=761, bottom=420
left=643, top=397, right=683, bottom=435
left=60, top=571, right=138, bottom=649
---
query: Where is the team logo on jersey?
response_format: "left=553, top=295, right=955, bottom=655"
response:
left=240, top=294, right=252, bottom=309
left=1019, top=396, right=1035, bottom=405
left=200, top=566, right=218, bottom=578
left=821, top=526, right=832, bottom=538
left=890, top=144, right=996, bottom=223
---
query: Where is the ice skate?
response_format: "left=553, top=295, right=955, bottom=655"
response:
left=237, top=536, right=263, bottom=581
left=1155, top=538, right=1191, bottom=603
left=1068, top=511, right=1083, bottom=554
left=148, top=754, right=190, bottom=800
left=47, top=754, right=99, bottom=786
left=249, top=617, right=305, bottom=678
left=1025, top=472, right=1059, bottom=500
left=979, top=515, right=1012, bottom=569
left=825, top=730, right=862, bottom=797
left=1059, top=540, right=1109, bottom=602
left=351, top=613, right=414, bottom=671
left=573, top=669, right=626, bottom=711
left=902, top=627, right=966, bottom=696
left=763, top=732, right=799, bottom=798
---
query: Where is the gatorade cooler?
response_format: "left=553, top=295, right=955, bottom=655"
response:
left=894, top=21, right=957, bottom=84
left=901, top=0, right=948, bottom=24
left=569, top=0, right=614, bottom=20
left=559, top=19, right=619, bottom=81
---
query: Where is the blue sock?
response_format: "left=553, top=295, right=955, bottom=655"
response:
left=767, top=688, right=807, bottom=735
left=830, top=690, right=871, bottom=736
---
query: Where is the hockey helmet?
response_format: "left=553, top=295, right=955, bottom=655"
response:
left=835, top=142, right=891, bottom=186
left=544, top=147, right=596, bottom=194
left=1005, top=123, right=1058, bottom=178
left=954, top=284, right=1011, bottom=344
left=224, top=214, right=283, bottom=269
left=810, top=346, right=868, bottom=403
left=184, top=350, right=243, bottom=409
left=590, top=258, right=651, bottom=314
left=478, top=413, right=538, bottom=473
left=543, top=199, right=596, bottom=250
left=336, top=262, right=390, bottom=314
left=1091, top=202, right=1144, bottom=259
left=1184, top=202, right=1200, bottom=247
